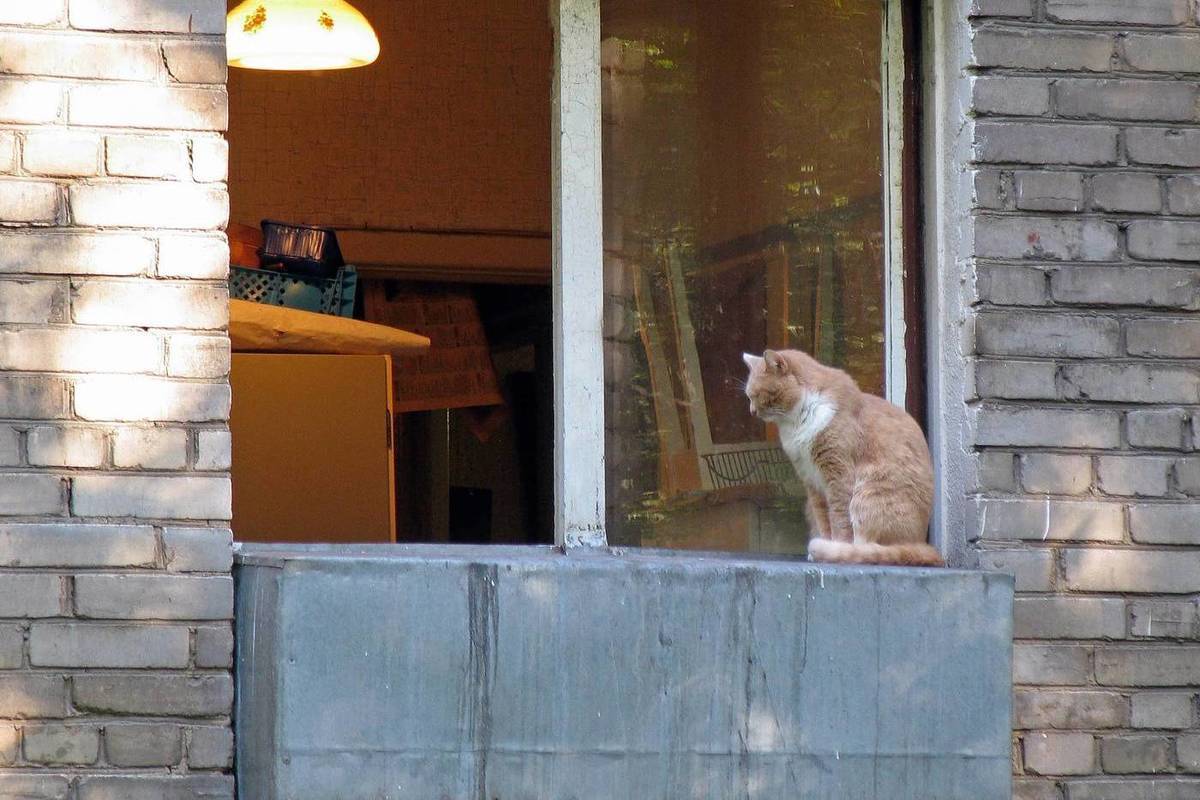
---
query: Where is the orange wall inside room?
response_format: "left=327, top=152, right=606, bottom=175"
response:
left=227, top=0, right=553, bottom=236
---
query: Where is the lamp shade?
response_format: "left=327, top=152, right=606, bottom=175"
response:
left=227, top=0, right=380, bottom=71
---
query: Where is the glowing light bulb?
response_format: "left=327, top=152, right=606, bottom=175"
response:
left=227, top=0, right=380, bottom=71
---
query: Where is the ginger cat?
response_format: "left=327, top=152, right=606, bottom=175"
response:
left=742, top=349, right=942, bottom=567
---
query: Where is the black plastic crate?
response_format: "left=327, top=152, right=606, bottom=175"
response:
left=259, top=220, right=345, bottom=277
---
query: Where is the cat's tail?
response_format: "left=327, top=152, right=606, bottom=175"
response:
left=808, top=538, right=944, bottom=567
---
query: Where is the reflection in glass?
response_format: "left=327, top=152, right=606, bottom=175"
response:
left=602, top=0, right=887, bottom=552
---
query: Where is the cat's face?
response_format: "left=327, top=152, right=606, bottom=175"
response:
left=742, top=350, right=802, bottom=421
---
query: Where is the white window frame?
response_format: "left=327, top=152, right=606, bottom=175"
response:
left=550, top=0, right=915, bottom=549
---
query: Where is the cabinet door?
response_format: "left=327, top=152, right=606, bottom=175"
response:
left=231, top=353, right=396, bottom=543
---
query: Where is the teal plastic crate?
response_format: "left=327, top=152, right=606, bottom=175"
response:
left=229, top=265, right=357, bottom=318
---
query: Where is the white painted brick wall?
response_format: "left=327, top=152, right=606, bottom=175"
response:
left=0, top=4, right=233, bottom=793
left=968, top=2, right=1200, bottom=795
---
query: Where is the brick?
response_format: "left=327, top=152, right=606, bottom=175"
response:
left=23, top=724, right=99, bottom=765
left=1051, top=267, right=1199, bottom=309
left=1046, top=0, right=1191, bottom=25
left=1128, top=128, right=1200, bottom=168
left=1168, top=176, right=1200, bottom=215
left=1067, top=549, right=1200, bottom=594
left=104, top=135, right=189, bottom=179
left=1057, top=79, right=1199, bottom=123
left=0, top=328, right=161, bottom=374
left=978, top=312, right=1117, bottom=357
left=1126, top=34, right=1200, bottom=73
left=187, top=725, right=233, bottom=769
left=22, top=131, right=99, bottom=177
left=975, top=360, right=1058, bottom=400
left=0, top=378, right=67, bottom=421
left=112, top=427, right=187, bottom=470
left=0, top=776, right=66, bottom=799
left=976, top=407, right=1120, bottom=449
left=0, top=79, right=63, bottom=124
left=976, top=265, right=1048, bottom=306
left=1128, top=221, right=1200, bottom=262
left=0, top=232, right=153, bottom=277
left=69, top=84, right=227, bottom=131
left=0, top=31, right=158, bottom=81
left=195, top=429, right=231, bottom=471
left=1023, top=731, right=1094, bottom=776
left=1014, top=644, right=1092, bottom=685
left=0, top=427, right=16, bottom=467
left=1131, top=691, right=1194, bottom=728
left=0, top=3, right=65, bottom=25
left=1101, top=735, right=1173, bottom=773
left=1071, top=780, right=1200, bottom=800
left=1127, top=409, right=1187, bottom=450
left=0, top=180, right=61, bottom=224
left=1096, top=646, right=1200, bottom=686
left=970, top=0, right=1033, bottom=16
left=77, top=776, right=234, bottom=800
left=0, top=474, right=65, bottom=516
left=74, top=574, right=232, bottom=620
left=1060, top=364, right=1200, bottom=404
left=72, top=280, right=226, bottom=330
left=0, top=524, right=156, bottom=567
left=162, top=527, right=232, bottom=572
left=1130, top=504, right=1200, bottom=545
left=191, top=137, right=228, bottom=183
left=157, top=235, right=228, bottom=280
left=163, top=41, right=226, bottom=84
left=71, top=475, right=232, bottom=521
left=1127, top=319, right=1200, bottom=357
left=975, top=122, right=1118, bottom=166
left=0, top=624, right=22, bottom=668
left=1015, top=779, right=1063, bottom=800
left=72, top=674, right=233, bottom=717
left=975, top=216, right=1119, bottom=261
left=977, top=451, right=1017, bottom=491
left=1014, top=689, right=1127, bottom=729
left=1130, top=600, right=1198, bottom=638
left=0, top=131, right=13, bottom=174
left=195, top=624, right=233, bottom=668
left=973, top=77, right=1050, bottom=117
left=0, top=674, right=68, bottom=718
left=104, top=723, right=182, bottom=767
left=0, top=279, right=65, bottom=323
left=69, top=0, right=226, bottom=33
left=0, top=724, right=15, bottom=764
left=974, top=171, right=1007, bottom=210
left=974, top=499, right=1123, bottom=543
left=1179, top=735, right=1200, bottom=771
left=978, top=549, right=1055, bottom=591
left=0, top=575, right=62, bottom=617
left=1014, top=171, right=1083, bottom=212
left=26, top=426, right=105, bottom=469
left=30, top=623, right=189, bottom=668
left=1021, top=454, right=1093, bottom=495
left=1015, top=597, right=1125, bottom=640
left=74, top=376, right=230, bottom=422
left=1177, top=457, right=1200, bottom=494
left=69, top=183, right=228, bottom=230
left=973, top=29, right=1113, bottom=72
left=1098, top=458, right=1171, bottom=497
left=1092, top=173, right=1161, bottom=214
left=166, top=334, right=230, bottom=378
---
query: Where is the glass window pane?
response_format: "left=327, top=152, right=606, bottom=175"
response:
left=602, top=0, right=887, bottom=552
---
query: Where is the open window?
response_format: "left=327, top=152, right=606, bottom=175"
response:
left=222, top=0, right=921, bottom=551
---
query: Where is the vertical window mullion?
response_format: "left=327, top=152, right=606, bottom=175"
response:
left=551, top=0, right=607, bottom=548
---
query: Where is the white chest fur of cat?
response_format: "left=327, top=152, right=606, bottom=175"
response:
left=775, top=390, right=837, bottom=491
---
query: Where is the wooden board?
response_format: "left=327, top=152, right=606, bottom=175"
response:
left=231, top=353, right=397, bottom=544
left=230, top=299, right=430, bottom=356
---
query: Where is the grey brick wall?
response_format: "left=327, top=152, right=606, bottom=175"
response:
left=0, top=2, right=233, bottom=797
left=966, top=1, right=1200, bottom=797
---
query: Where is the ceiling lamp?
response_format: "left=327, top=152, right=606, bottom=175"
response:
left=227, top=0, right=380, bottom=71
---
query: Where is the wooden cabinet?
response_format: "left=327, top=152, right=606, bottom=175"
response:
left=231, top=353, right=396, bottom=543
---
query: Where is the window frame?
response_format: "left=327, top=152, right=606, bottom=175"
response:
left=551, top=0, right=923, bottom=548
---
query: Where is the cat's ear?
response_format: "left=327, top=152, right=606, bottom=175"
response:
left=763, top=349, right=788, bottom=374
left=742, top=353, right=764, bottom=370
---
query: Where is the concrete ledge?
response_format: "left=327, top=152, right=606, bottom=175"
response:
left=235, top=545, right=1013, bottom=799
